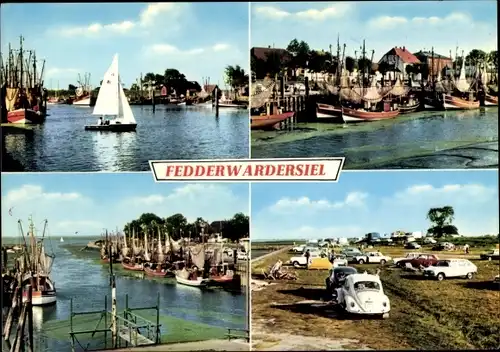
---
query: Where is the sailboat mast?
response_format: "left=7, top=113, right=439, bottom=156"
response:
left=33, top=51, right=37, bottom=87
left=19, top=36, right=24, bottom=92
left=431, top=47, right=435, bottom=92
left=336, top=34, right=341, bottom=86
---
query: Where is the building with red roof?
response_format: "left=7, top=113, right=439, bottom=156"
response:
left=378, top=46, right=421, bottom=80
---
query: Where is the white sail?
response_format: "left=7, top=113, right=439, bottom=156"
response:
left=117, top=81, right=136, bottom=124
left=93, top=54, right=120, bottom=116
left=455, top=60, right=470, bottom=93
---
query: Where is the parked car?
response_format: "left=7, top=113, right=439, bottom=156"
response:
left=335, top=272, right=390, bottom=318
left=405, top=242, right=421, bottom=249
left=289, top=251, right=321, bottom=267
left=291, top=245, right=305, bottom=253
left=325, top=266, right=358, bottom=298
left=352, top=252, right=392, bottom=265
left=432, top=242, right=455, bottom=251
left=393, top=252, right=423, bottom=265
left=423, top=259, right=478, bottom=281
left=423, top=237, right=437, bottom=244
left=480, top=248, right=500, bottom=260
left=397, top=254, right=439, bottom=268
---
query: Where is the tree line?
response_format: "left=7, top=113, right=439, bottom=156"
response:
left=251, top=38, right=499, bottom=82
left=122, top=212, right=249, bottom=243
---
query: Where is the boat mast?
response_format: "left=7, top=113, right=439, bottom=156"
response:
left=19, top=36, right=24, bottom=94
left=336, top=34, right=341, bottom=86
left=362, top=39, right=366, bottom=93
left=33, top=51, right=37, bottom=88
left=431, top=47, right=435, bottom=92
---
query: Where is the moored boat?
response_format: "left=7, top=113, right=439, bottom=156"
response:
left=341, top=106, right=399, bottom=122
left=251, top=112, right=295, bottom=130
left=144, top=264, right=171, bottom=277
left=22, top=274, right=57, bottom=306
left=7, top=108, right=45, bottom=124
left=175, top=274, right=208, bottom=287
left=398, top=102, right=420, bottom=114
left=121, top=261, right=143, bottom=271
left=484, top=94, right=498, bottom=106
left=442, top=94, right=480, bottom=110
left=316, top=103, right=342, bottom=120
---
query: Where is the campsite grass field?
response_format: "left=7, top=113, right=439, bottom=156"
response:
left=251, top=245, right=500, bottom=350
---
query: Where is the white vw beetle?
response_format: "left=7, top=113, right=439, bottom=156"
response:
left=335, top=272, right=390, bottom=318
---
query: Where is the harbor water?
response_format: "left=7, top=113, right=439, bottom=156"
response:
left=251, top=107, right=498, bottom=169
left=2, top=105, right=249, bottom=172
left=2, top=237, right=246, bottom=352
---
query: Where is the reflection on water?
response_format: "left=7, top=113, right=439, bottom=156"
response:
left=2, top=105, right=249, bottom=172
left=251, top=107, right=498, bottom=168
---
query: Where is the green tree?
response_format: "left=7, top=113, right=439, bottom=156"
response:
left=426, top=206, right=459, bottom=238
left=223, top=213, right=249, bottom=242
left=286, top=39, right=310, bottom=70
left=224, top=65, right=249, bottom=99
left=68, top=84, right=77, bottom=92
left=465, top=49, right=487, bottom=67
left=165, top=213, right=188, bottom=240
left=345, top=56, right=356, bottom=73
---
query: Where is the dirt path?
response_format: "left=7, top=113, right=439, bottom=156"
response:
left=251, top=246, right=292, bottom=264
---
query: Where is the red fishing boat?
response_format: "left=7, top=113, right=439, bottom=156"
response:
left=484, top=94, right=498, bottom=106
left=7, top=108, right=45, bottom=124
left=144, top=265, right=170, bottom=277
left=121, top=261, right=143, bottom=271
left=209, top=274, right=234, bottom=284
left=442, top=94, right=480, bottom=110
left=251, top=112, right=295, bottom=130
left=316, top=103, right=342, bottom=120
left=341, top=106, right=399, bottom=123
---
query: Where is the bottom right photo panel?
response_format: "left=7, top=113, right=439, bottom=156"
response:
left=250, top=170, right=499, bottom=351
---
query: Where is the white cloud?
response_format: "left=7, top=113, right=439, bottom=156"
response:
left=390, top=183, right=496, bottom=204
left=212, top=43, right=230, bottom=52
left=149, top=44, right=205, bottom=55
left=54, top=3, right=186, bottom=37
left=252, top=224, right=362, bottom=241
left=368, top=12, right=472, bottom=30
left=3, top=185, right=83, bottom=204
left=254, top=4, right=351, bottom=21
left=270, top=191, right=368, bottom=213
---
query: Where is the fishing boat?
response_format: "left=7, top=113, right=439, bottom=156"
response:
left=443, top=52, right=480, bottom=110
left=144, top=265, right=171, bottom=278
left=175, top=274, right=208, bottom=287
left=209, top=274, right=234, bottom=284
left=341, top=106, right=399, bottom=122
left=398, top=102, right=420, bottom=114
left=484, top=94, right=498, bottom=106
left=60, top=237, right=64, bottom=243
left=3, top=36, right=47, bottom=124
left=316, top=103, right=342, bottom=120
left=84, top=54, right=137, bottom=132
left=251, top=112, right=295, bottom=130
left=72, top=73, right=92, bottom=106
left=121, top=261, right=143, bottom=271
left=20, top=217, right=57, bottom=306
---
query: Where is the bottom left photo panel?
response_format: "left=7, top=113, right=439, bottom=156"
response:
left=1, top=173, right=250, bottom=352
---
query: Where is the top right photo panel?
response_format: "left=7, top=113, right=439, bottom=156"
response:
left=250, top=1, right=498, bottom=169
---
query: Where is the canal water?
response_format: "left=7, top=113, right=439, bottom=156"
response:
left=251, top=107, right=498, bottom=169
left=2, top=104, right=249, bottom=172
left=2, top=237, right=246, bottom=352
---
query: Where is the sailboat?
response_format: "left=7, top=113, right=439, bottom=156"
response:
left=84, top=54, right=137, bottom=131
left=60, top=237, right=64, bottom=243
left=443, top=52, right=480, bottom=110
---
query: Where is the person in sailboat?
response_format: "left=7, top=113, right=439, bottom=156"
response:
left=97, top=116, right=103, bottom=125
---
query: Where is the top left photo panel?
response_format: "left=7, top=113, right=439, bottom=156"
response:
left=1, top=2, right=250, bottom=172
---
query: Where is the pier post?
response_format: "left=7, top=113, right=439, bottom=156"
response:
left=26, top=285, right=33, bottom=352
left=156, top=292, right=160, bottom=344
left=104, top=296, right=107, bottom=349
left=305, top=77, right=310, bottom=98
left=214, top=87, right=219, bottom=117
left=152, top=89, right=156, bottom=113
left=111, top=274, right=117, bottom=348
left=279, top=76, right=284, bottom=109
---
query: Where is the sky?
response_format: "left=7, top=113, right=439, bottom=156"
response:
left=251, top=1, right=497, bottom=62
left=1, top=3, right=249, bottom=89
left=251, top=170, right=499, bottom=241
left=1, top=173, right=249, bottom=237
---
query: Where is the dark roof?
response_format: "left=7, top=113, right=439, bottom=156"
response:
left=414, top=51, right=452, bottom=60
left=251, top=47, right=291, bottom=62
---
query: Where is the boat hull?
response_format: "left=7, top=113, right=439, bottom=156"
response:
left=398, top=102, right=420, bottom=115
left=217, top=103, right=247, bottom=109
left=316, top=103, right=342, bottom=120
left=121, top=262, right=143, bottom=271
left=341, top=106, right=400, bottom=122
left=72, top=96, right=91, bottom=106
left=7, top=108, right=45, bottom=124
left=443, top=94, right=480, bottom=110
left=23, top=290, right=57, bottom=306
left=85, top=123, right=137, bottom=132
left=484, top=95, right=498, bottom=106
left=251, top=112, right=295, bottom=130
left=175, top=275, right=207, bottom=287
left=144, top=266, right=170, bottom=277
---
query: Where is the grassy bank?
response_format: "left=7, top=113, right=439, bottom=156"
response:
left=252, top=245, right=500, bottom=350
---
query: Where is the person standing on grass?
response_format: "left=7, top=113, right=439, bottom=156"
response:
left=305, top=249, right=310, bottom=269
